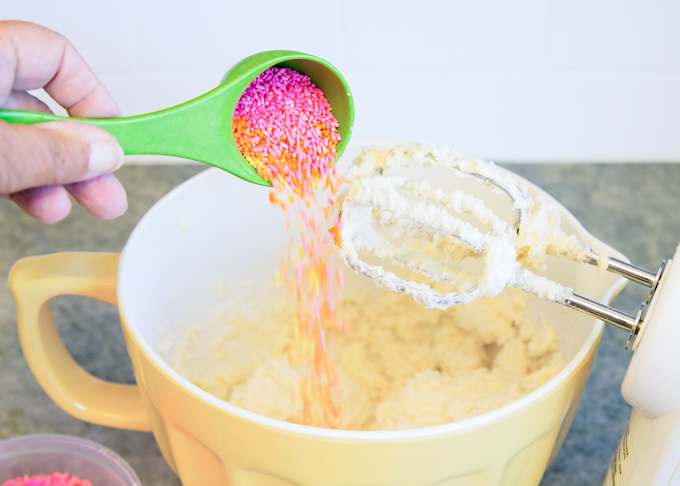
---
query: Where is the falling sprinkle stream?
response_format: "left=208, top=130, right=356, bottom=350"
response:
left=234, top=67, right=345, bottom=428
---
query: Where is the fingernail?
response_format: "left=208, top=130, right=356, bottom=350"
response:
left=88, top=141, right=124, bottom=176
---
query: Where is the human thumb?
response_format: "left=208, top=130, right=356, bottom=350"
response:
left=0, top=119, right=123, bottom=194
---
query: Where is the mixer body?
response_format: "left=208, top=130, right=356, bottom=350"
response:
left=605, top=246, right=680, bottom=485
left=604, top=408, right=680, bottom=486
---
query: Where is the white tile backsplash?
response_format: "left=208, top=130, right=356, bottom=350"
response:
left=345, top=70, right=445, bottom=143
left=547, top=0, right=680, bottom=70
left=626, top=74, right=680, bottom=160
left=1, top=0, right=136, bottom=70
left=442, top=72, right=638, bottom=161
left=134, top=0, right=342, bottom=70
left=2, top=0, right=680, bottom=162
left=97, top=70, right=225, bottom=116
left=344, top=0, right=550, bottom=70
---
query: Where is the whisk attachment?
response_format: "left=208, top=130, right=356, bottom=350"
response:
left=335, top=144, right=572, bottom=308
left=337, top=173, right=519, bottom=307
left=334, top=143, right=668, bottom=343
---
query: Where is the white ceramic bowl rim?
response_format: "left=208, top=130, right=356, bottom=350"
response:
left=118, top=166, right=625, bottom=441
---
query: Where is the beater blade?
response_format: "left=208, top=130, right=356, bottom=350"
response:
left=334, top=144, right=665, bottom=345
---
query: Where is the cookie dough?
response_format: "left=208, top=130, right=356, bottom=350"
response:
left=166, top=287, right=565, bottom=431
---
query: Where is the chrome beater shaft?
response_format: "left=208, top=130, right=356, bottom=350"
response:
left=569, top=258, right=668, bottom=349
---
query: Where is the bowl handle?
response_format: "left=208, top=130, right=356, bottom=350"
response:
left=9, top=252, right=151, bottom=432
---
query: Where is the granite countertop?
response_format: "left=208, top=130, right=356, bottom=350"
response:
left=1, top=163, right=679, bottom=485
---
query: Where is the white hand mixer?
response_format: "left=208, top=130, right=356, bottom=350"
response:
left=334, top=144, right=680, bottom=486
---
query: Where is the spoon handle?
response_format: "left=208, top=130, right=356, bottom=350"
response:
left=0, top=109, right=180, bottom=157
left=0, top=110, right=65, bottom=125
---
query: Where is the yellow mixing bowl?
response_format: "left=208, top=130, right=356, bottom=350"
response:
left=10, top=143, right=627, bottom=486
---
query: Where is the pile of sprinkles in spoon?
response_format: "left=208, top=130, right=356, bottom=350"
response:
left=233, top=66, right=345, bottom=428
left=234, top=67, right=341, bottom=207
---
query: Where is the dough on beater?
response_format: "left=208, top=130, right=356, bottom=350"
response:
left=335, top=143, right=526, bottom=308
left=517, top=195, right=590, bottom=271
left=334, top=143, right=620, bottom=311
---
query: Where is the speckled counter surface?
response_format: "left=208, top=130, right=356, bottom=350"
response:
left=1, top=163, right=679, bottom=485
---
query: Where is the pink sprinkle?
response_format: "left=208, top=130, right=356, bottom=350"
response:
left=2, top=472, right=93, bottom=486
left=314, top=297, right=320, bottom=321
left=319, top=327, right=327, bottom=353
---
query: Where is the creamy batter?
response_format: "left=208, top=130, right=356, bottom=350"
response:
left=166, top=288, right=565, bottom=431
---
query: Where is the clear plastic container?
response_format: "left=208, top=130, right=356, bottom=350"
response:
left=0, top=434, right=141, bottom=486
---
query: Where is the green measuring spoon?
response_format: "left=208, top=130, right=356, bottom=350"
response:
left=0, top=50, right=354, bottom=187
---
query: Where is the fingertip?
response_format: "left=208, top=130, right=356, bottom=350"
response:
left=10, top=185, right=72, bottom=224
left=64, top=173, right=128, bottom=220
left=67, top=81, right=122, bottom=119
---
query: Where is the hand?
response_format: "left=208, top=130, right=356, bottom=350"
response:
left=0, top=21, right=127, bottom=224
